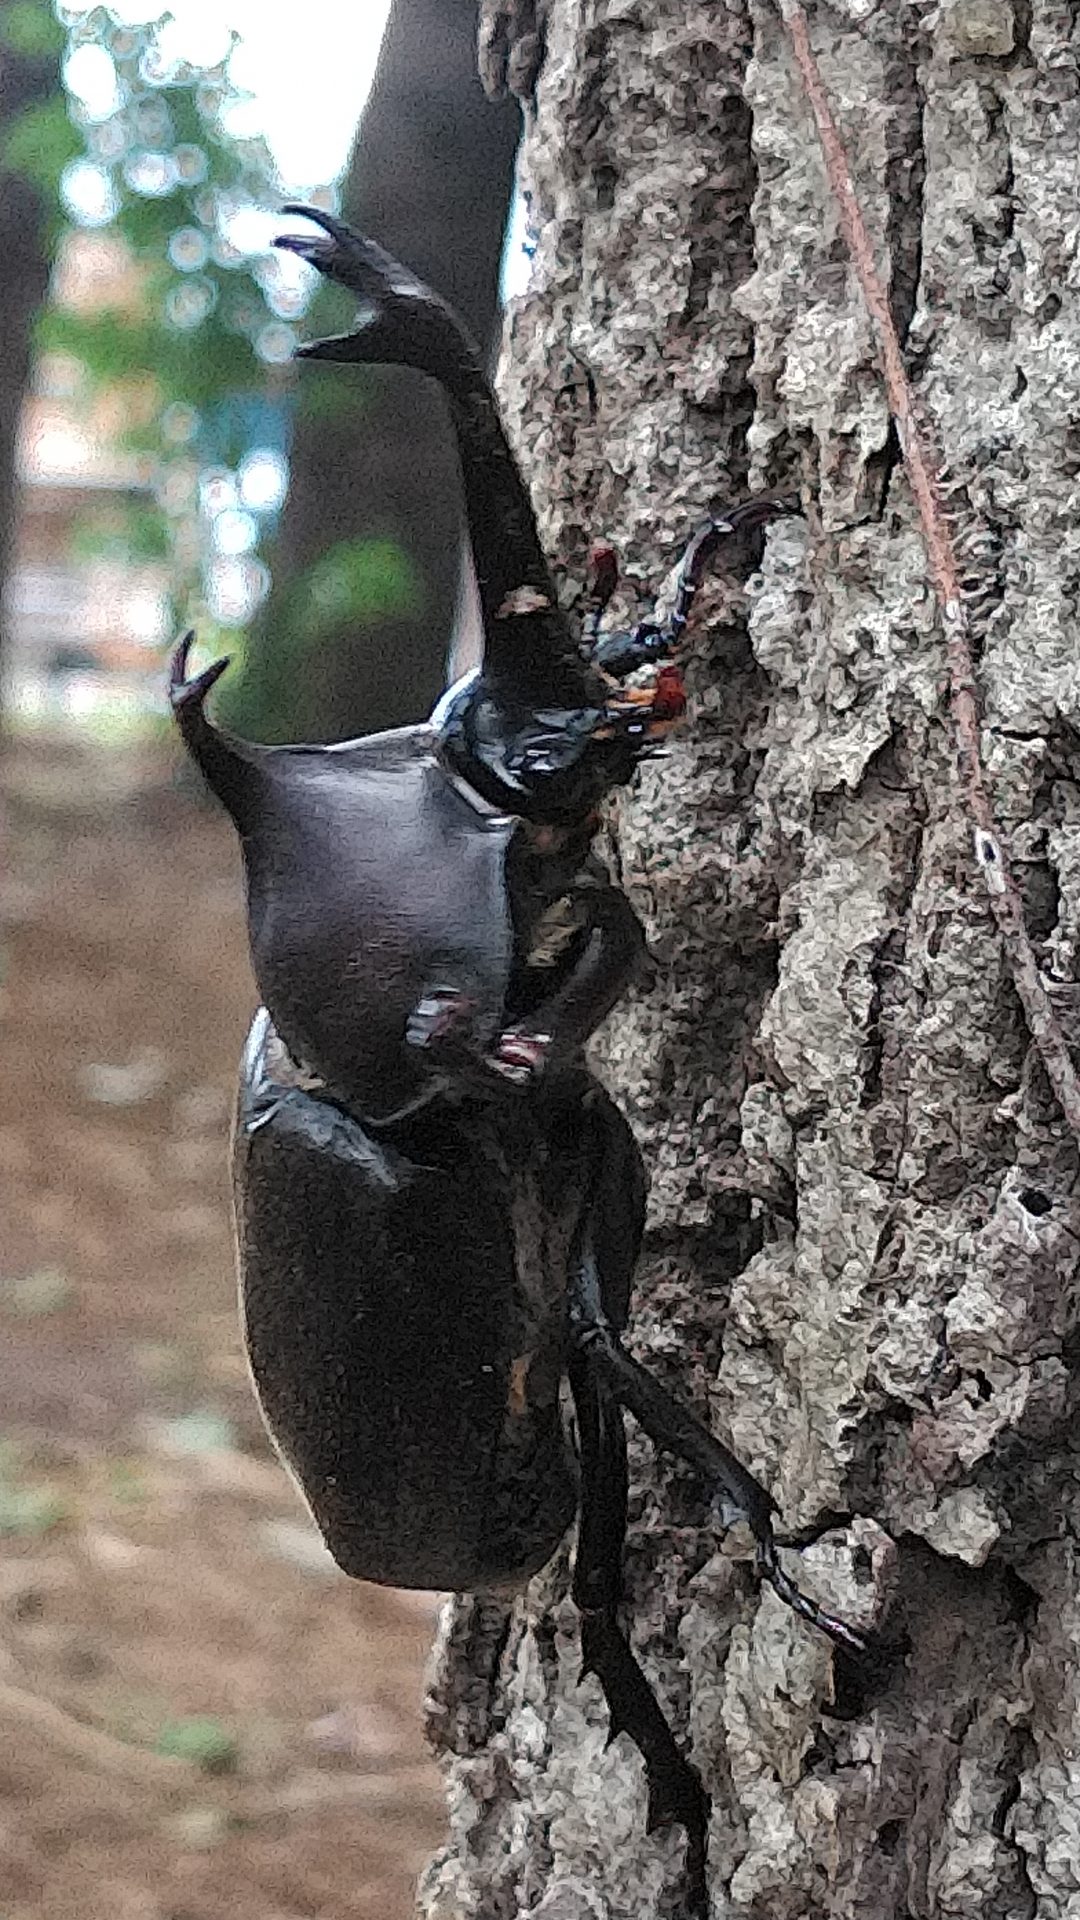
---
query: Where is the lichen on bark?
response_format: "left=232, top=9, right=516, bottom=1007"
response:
left=420, top=3, right=1080, bottom=1914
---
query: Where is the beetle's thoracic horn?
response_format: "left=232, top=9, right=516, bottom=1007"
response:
left=168, top=633, right=263, bottom=829
left=274, top=205, right=592, bottom=703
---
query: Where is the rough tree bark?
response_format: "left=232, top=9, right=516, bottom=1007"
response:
left=420, top=3, right=1080, bottom=1917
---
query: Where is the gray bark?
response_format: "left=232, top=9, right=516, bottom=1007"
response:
left=420, top=2, right=1080, bottom=1916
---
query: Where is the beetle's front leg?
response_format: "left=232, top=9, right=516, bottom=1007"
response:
left=567, top=1346, right=710, bottom=1919
left=403, top=881, right=643, bottom=1086
left=589, top=495, right=800, bottom=682
left=489, top=884, right=649, bottom=1083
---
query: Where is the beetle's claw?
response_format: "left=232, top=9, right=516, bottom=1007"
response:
left=756, top=1536, right=871, bottom=1657
left=275, top=207, right=450, bottom=367
left=677, top=494, right=801, bottom=594
left=708, top=492, right=801, bottom=538
left=275, top=203, right=359, bottom=268
left=168, top=633, right=230, bottom=711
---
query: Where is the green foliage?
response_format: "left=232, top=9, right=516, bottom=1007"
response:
left=0, top=1443, right=68, bottom=1536
left=294, top=360, right=372, bottom=427
left=37, top=303, right=159, bottom=381
left=2, top=95, right=80, bottom=195
left=0, top=1, right=65, bottom=60
left=39, top=299, right=260, bottom=410
left=277, top=279, right=366, bottom=424
left=292, top=538, right=424, bottom=639
left=14, top=6, right=310, bottom=633
left=222, top=537, right=426, bottom=739
left=69, top=498, right=171, bottom=563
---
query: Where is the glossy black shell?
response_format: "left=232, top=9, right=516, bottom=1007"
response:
left=205, top=723, right=519, bottom=1127
left=233, top=1011, right=616, bottom=1589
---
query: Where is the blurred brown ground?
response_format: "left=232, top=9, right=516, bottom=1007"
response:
left=0, top=736, right=446, bottom=1920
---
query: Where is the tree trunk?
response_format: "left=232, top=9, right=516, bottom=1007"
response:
left=421, top=3, right=1080, bottom=1916
left=242, top=0, right=519, bottom=742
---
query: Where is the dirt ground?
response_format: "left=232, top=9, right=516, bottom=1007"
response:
left=0, top=736, right=447, bottom=1920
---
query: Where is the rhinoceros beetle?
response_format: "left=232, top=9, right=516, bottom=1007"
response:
left=170, top=205, right=867, bottom=1915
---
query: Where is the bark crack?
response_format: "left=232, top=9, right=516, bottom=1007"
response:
left=778, top=0, right=1080, bottom=1146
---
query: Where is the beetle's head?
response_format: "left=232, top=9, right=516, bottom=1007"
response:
left=431, top=655, right=682, bottom=824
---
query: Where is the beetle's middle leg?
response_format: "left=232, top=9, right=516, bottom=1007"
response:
left=580, top=1329, right=869, bottom=1656
left=567, top=1344, right=710, bottom=1919
left=566, top=1092, right=869, bottom=1658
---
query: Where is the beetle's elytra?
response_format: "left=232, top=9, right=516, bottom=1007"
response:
left=170, top=204, right=868, bottom=1916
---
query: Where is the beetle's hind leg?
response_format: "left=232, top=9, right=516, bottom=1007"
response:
left=567, top=1090, right=870, bottom=1657
left=567, top=1345, right=710, bottom=1919
left=579, top=1326, right=869, bottom=1658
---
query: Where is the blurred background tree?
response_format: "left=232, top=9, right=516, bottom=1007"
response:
left=234, top=0, right=520, bottom=741
left=2, top=0, right=300, bottom=733
left=2, top=0, right=519, bottom=744
left=0, top=1, right=64, bottom=691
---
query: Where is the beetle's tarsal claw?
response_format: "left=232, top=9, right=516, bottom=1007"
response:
left=276, top=202, right=577, bottom=701
left=275, top=204, right=366, bottom=266
left=278, top=200, right=345, bottom=234
left=709, top=493, right=801, bottom=535
left=273, top=232, right=333, bottom=269
left=756, top=1536, right=870, bottom=1656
